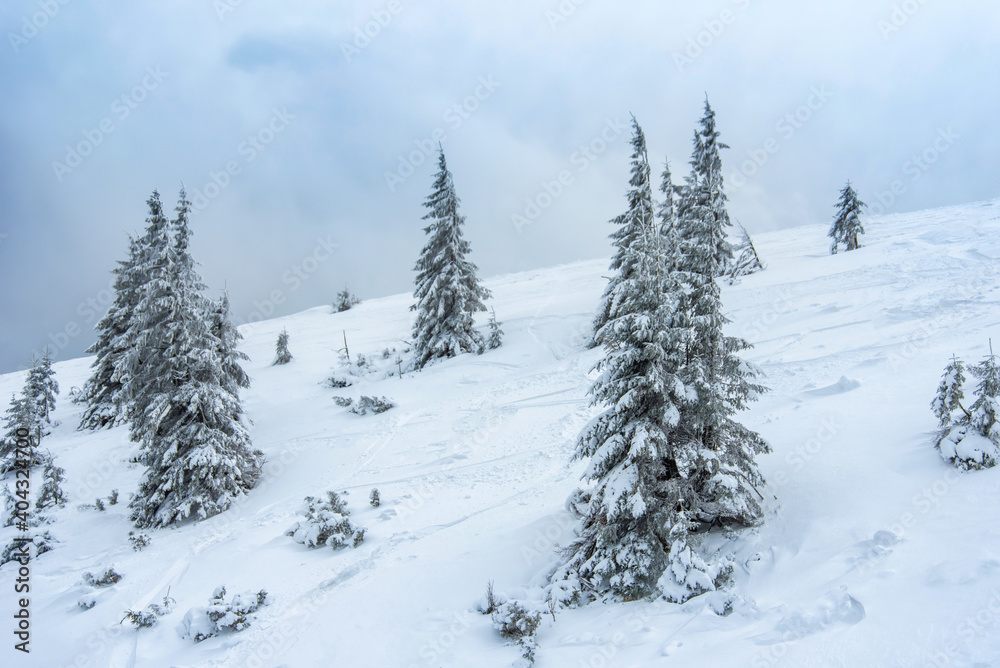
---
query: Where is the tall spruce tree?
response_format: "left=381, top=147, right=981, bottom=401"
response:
left=657, top=158, right=678, bottom=273
left=555, top=109, right=769, bottom=603
left=79, top=234, right=144, bottom=429
left=410, top=149, right=492, bottom=370
left=125, top=188, right=262, bottom=528
left=829, top=182, right=867, bottom=254
left=592, top=116, right=658, bottom=343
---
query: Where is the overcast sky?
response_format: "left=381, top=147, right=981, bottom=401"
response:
left=1, top=0, right=998, bottom=375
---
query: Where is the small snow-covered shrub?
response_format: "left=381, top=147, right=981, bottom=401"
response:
left=657, top=537, right=732, bottom=604
left=94, top=498, right=106, bottom=512
left=333, top=396, right=354, bottom=408
left=933, top=347, right=1000, bottom=470
left=327, top=375, right=353, bottom=389
left=491, top=599, right=542, bottom=663
left=35, top=453, right=67, bottom=510
left=122, top=590, right=175, bottom=629
left=128, top=531, right=150, bottom=551
left=334, top=288, right=361, bottom=312
left=369, top=488, right=380, bottom=508
left=180, top=586, right=269, bottom=642
left=285, top=491, right=366, bottom=550
left=350, top=396, right=395, bottom=416
left=78, top=595, right=97, bottom=611
left=1, top=531, right=56, bottom=565
left=108, top=489, right=119, bottom=505
left=84, top=567, right=122, bottom=588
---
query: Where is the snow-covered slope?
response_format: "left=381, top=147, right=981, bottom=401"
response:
left=3, top=198, right=1000, bottom=667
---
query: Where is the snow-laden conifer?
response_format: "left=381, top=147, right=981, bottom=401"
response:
left=273, top=329, right=292, bottom=366
left=487, top=308, right=504, bottom=350
left=931, top=355, right=968, bottom=427
left=126, top=189, right=262, bottom=528
left=729, top=223, right=765, bottom=282
left=25, top=351, right=58, bottom=429
left=410, top=149, right=491, bottom=369
left=829, top=182, right=867, bottom=254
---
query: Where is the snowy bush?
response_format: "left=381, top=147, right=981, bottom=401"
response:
left=122, top=590, right=175, bottom=629
left=108, top=489, right=119, bottom=505
left=933, top=347, right=1000, bottom=470
left=350, top=396, right=395, bottom=416
left=285, top=491, right=366, bottom=550
left=1, top=531, right=56, bottom=565
left=332, top=396, right=354, bottom=408
left=128, top=531, right=151, bottom=551
left=180, top=586, right=269, bottom=642
left=334, top=288, right=361, bottom=312
left=94, top=498, right=106, bottom=512
left=84, top=567, right=123, bottom=588
left=34, top=452, right=67, bottom=510
left=327, top=375, right=353, bottom=389
left=657, top=536, right=732, bottom=604
left=369, top=488, right=380, bottom=507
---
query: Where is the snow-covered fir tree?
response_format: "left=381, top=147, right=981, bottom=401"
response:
left=124, top=188, right=262, bottom=528
left=334, top=288, right=360, bottom=312
left=25, top=351, right=58, bottom=429
left=79, top=234, right=144, bottom=429
left=935, top=345, right=1000, bottom=470
left=487, top=308, right=503, bottom=350
left=931, top=355, right=968, bottom=427
left=970, top=345, right=1000, bottom=445
left=829, top=182, right=867, bottom=254
left=1, top=393, right=43, bottom=474
left=410, top=149, right=492, bottom=370
left=273, top=329, right=292, bottom=365
left=592, top=116, right=657, bottom=343
left=555, top=109, right=769, bottom=603
left=35, top=452, right=67, bottom=510
left=729, top=223, right=765, bottom=283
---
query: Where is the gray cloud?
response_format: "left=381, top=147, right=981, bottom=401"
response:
left=1, top=0, right=997, bottom=373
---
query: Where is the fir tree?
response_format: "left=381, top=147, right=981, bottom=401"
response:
left=334, top=288, right=360, bottom=313
left=35, top=452, right=67, bottom=510
left=79, top=234, right=144, bottom=429
left=970, top=344, right=1000, bottom=445
left=25, top=351, right=58, bottom=428
left=410, top=149, right=492, bottom=370
left=556, top=108, right=769, bottom=603
left=592, top=116, right=658, bottom=343
left=487, top=308, right=503, bottom=350
left=829, top=182, right=867, bottom=254
left=931, top=355, right=968, bottom=427
left=657, top=158, right=678, bottom=274
left=273, top=329, right=292, bottom=365
left=1, top=393, right=42, bottom=474
left=126, top=188, right=262, bottom=528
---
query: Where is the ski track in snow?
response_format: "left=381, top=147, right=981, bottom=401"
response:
left=3, top=199, right=1000, bottom=667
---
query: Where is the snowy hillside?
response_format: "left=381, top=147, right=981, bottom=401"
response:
left=3, top=198, right=1000, bottom=667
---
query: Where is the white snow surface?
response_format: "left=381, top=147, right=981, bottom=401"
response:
left=4, top=198, right=1000, bottom=667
